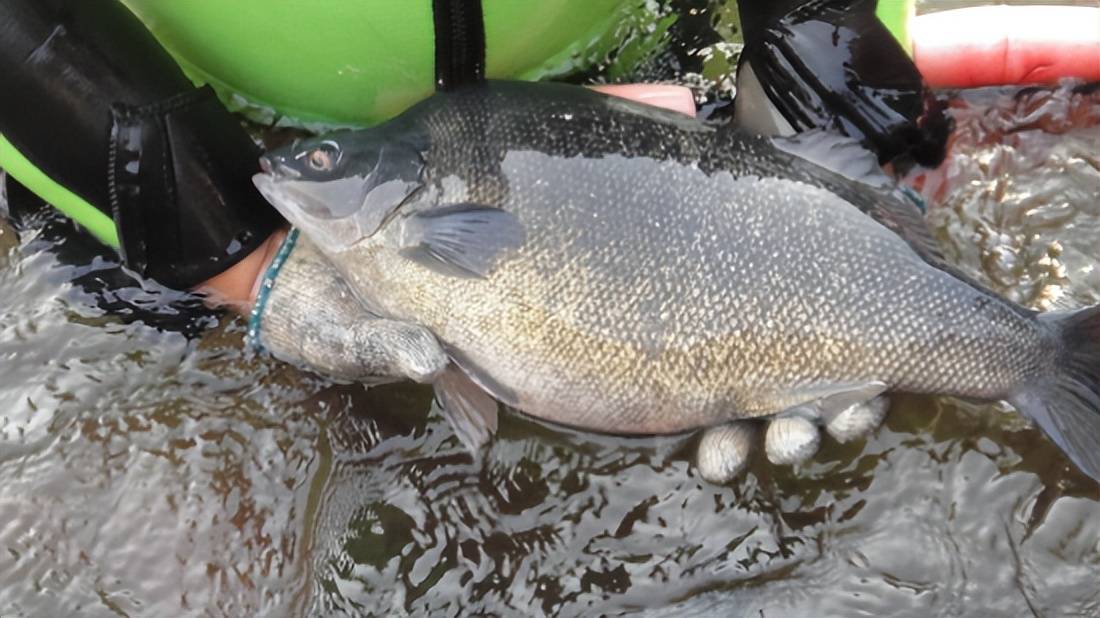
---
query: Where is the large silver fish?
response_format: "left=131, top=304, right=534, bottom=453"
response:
left=253, top=81, right=1100, bottom=482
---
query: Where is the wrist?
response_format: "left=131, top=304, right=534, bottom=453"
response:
left=194, top=227, right=288, bottom=315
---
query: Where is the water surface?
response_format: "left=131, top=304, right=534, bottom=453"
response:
left=1, top=2, right=1099, bottom=616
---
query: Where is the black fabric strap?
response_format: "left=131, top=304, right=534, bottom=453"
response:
left=432, top=0, right=487, bottom=91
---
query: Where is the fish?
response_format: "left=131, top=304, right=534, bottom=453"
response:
left=252, top=80, right=1100, bottom=482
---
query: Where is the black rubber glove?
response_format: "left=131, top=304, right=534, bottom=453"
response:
left=0, top=0, right=282, bottom=289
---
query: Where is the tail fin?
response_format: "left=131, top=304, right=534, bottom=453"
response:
left=1010, top=306, right=1100, bottom=481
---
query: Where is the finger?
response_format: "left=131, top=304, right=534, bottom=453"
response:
left=913, top=6, right=1100, bottom=88
left=826, top=396, right=889, bottom=443
left=764, top=416, right=821, bottom=466
left=589, top=84, right=697, bottom=117
left=696, top=422, right=755, bottom=483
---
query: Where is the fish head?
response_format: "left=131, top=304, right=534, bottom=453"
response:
left=253, top=128, right=426, bottom=252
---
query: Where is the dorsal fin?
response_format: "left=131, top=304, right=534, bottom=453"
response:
left=766, top=130, right=946, bottom=264
left=733, top=61, right=796, bottom=137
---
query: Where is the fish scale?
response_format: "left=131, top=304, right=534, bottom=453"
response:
left=254, top=80, right=1100, bottom=482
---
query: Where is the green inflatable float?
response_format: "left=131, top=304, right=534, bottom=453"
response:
left=121, top=0, right=634, bottom=128
left=0, top=0, right=914, bottom=248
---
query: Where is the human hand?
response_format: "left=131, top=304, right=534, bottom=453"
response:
left=588, top=84, right=697, bottom=116
left=247, top=230, right=448, bottom=384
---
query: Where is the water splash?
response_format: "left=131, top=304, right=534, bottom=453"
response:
left=912, top=81, right=1100, bottom=310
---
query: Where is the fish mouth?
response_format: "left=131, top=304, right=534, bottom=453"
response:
left=253, top=153, right=307, bottom=219
left=252, top=172, right=300, bottom=225
left=252, top=173, right=343, bottom=223
left=251, top=172, right=365, bottom=252
left=251, top=172, right=277, bottom=204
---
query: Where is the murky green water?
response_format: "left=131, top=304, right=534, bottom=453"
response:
left=2, top=2, right=1099, bottom=616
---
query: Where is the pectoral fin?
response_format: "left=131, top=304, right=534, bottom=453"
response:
left=397, top=204, right=525, bottom=278
left=433, top=365, right=500, bottom=453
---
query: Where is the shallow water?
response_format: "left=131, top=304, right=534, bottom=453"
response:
left=2, top=2, right=1100, bottom=617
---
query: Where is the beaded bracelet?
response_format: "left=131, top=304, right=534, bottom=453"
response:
left=246, top=227, right=300, bottom=351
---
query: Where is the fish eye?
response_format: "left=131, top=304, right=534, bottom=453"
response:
left=306, top=142, right=341, bottom=172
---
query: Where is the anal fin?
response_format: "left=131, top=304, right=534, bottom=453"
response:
left=780, top=381, right=889, bottom=423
